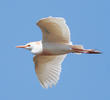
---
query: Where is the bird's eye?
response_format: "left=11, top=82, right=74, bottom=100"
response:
left=27, top=45, right=31, bottom=47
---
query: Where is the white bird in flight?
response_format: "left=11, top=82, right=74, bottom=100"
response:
left=16, top=16, right=101, bottom=88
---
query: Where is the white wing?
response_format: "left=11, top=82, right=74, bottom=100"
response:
left=33, top=54, right=67, bottom=88
left=37, top=16, right=71, bottom=44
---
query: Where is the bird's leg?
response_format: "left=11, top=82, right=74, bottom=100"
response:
left=72, top=48, right=101, bottom=54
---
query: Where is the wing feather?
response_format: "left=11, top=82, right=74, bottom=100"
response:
left=37, top=16, right=71, bottom=43
left=33, top=54, right=66, bottom=88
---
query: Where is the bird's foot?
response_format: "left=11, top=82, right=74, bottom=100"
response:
left=73, top=48, right=101, bottom=54
left=84, top=49, right=101, bottom=54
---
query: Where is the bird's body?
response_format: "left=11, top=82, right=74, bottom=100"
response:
left=16, top=16, right=101, bottom=88
left=30, top=41, right=72, bottom=55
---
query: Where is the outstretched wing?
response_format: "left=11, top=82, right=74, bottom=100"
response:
left=33, top=54, right=67, bottom=88
left=37, top=16, right=71, bottom=44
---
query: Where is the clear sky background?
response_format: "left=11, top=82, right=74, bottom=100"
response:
left=0, top=0, right=110, bottom=100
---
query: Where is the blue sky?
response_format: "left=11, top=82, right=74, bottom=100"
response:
left=0, top=0, right=110, bottom=100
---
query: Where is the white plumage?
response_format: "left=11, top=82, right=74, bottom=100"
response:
left=33, top=55, right=66, bottom=88
left=16, top=16, right=101, bottom=88
left=34, top=17, right=70, bottom=87
left=37, top=16, right=71, bottom=44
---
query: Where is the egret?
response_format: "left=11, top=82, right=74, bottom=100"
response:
left=16, top=16, right=101, bottom=88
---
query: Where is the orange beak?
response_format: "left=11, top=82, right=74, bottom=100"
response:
left=16, top=45, right=29, bottom=48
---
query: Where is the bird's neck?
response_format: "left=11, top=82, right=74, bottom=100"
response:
left=31, top=42, right=43, bottom=55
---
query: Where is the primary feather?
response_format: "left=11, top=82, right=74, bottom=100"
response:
left=37, top=16, right=71, bottom=44
left=33, top=55, right=67, bottom=88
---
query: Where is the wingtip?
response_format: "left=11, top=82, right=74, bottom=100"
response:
left=36, top=16, right=65, bottom=26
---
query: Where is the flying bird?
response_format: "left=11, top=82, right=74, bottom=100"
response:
left=16, top=16, right=101, bottom=88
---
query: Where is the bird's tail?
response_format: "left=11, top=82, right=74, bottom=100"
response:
left=71, top=45, right=101, bottom=54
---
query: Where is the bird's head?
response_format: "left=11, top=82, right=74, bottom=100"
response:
left=16, top=42, right=37, bottom=50
left=16, top=41, right=42, bottom=55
